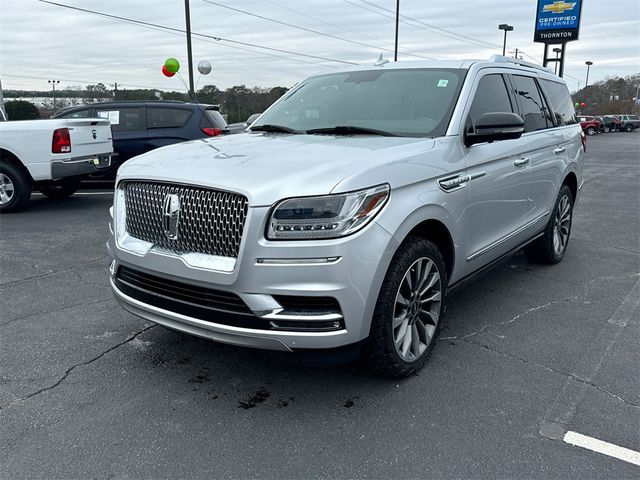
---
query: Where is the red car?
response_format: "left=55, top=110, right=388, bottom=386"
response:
left=578, top=116, right=603, bottom=136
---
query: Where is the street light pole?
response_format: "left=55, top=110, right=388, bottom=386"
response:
left=553, top=48, right=562, bottom=75
left=498, top=24, right=514, bottom=56
left=394, top=0, right=399, bottom=61
left=48, top=80, right=60, bottom=110
left=584, top=61, right=593, bottom=90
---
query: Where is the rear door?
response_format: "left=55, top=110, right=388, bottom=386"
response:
left=460, top=71, right=531, bottom=269
left=509, top=74, right=564, bottom=229
left=95, top=106, right=147, bottom=162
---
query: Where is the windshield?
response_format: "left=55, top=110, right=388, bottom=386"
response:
left=252, top=68, right=466, bottom=138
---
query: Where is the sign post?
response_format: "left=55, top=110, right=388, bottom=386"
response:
left=533, top=0, right=583, bottom=77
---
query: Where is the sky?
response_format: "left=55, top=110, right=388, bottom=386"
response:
left=1, top=0, right=638, bottom=94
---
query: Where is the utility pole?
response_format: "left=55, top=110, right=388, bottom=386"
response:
left=184, top=0, right=195, bottom=100
left=48, top=80, right=60, bottom=110
left=394, top=0, right=399, bottom=61
left=111, top=82, right=118, bottom=100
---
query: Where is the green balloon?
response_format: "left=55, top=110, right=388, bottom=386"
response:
left=165, top=58, right=180, bottom=73
left=574, top=102, right=580, bottom=107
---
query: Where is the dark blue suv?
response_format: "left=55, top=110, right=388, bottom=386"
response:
left=53, top=101, right=230, bottom=177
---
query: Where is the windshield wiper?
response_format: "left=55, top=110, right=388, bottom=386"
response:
left=306, top=125, right=399, bottom=137
left=250, top=124, right=301, bottom=134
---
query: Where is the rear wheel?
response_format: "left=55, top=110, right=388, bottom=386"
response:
left=603, top=126, right=611, bottom=133
left=0, top=162, right=32, bottom=213
left=525, top=185, right=573, bottom=264
left=360, top=237, right=446, bottom=378
left=39, top=177, right=81, bottom=200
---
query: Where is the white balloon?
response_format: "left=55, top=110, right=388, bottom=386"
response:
left=197, top=61, right=212, bottom=75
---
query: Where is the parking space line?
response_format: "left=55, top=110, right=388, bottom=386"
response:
left=563, top=431, right=640, bottom=466
left=608, top=277, right=640, bottom=326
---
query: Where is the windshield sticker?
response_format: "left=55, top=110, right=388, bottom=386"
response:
left=437, top=79, right=449, bottom=88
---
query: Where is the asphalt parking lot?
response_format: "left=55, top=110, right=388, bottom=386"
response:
left=1, top=133, right=639, bottom=479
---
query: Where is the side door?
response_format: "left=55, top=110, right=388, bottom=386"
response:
left=460, top=71, right=531, bottom=272
left=508, top=74, right=561, bottom=231
left=95, top=106, right=147, bottom=163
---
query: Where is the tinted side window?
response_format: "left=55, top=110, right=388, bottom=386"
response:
left=61, top=109, right=91, bottom=118
left=511, top=75, right=550, bottom=132
left=202, top=109, right=228, bottom=129
left=539, top=79, right=577, bottom=126
left=147, top=108, right=192, bottom=129
left=467, top=74, right=513, bottom=132
left=96, top=107, right=144, bottom=132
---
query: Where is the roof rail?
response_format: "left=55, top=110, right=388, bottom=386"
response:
left=488, top=54, right=554, bottom=74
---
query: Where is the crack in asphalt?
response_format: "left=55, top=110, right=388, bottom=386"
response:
left=0, top=255, right=109, bottom=288
left=464, top=339, right=640, bottom=409
left=441, top=272, right=640, bottom=341
left=0, top=324, right=156, bottom=411
left=0, top=298, right=114, bottom=327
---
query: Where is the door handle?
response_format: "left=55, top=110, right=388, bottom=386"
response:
left=554, top=146, right=566, bottom=154
left=514, top=157, right=530, bottom=167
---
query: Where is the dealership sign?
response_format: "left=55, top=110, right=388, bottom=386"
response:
left=534, top=0, right=583, bottom=43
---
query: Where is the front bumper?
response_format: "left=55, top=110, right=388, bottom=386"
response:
left=51, top=153, right=112, bottom=179
left=109, top=206, right=398, bottom=351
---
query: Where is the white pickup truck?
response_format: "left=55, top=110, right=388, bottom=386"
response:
left=0, top=118, right=113, bottom=212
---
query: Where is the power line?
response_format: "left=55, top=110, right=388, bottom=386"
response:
left=201, top=0, right=434, bottom=60
left=38, top=0, right=357, bottom=66
left=263, top=0, right=434, bottom=60
left=343, top=0, right=499, bottom=50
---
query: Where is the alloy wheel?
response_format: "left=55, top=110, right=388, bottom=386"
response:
left=392, top=257, right=442, bottom=362
left=0, top=173, right=15, bottom=205
left=553, top=194, right=571, bottom=256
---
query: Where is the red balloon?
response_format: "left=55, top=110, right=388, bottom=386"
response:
left=580, top=102, right=586, bottom=108
left=162, top=65, right=175, bottom=77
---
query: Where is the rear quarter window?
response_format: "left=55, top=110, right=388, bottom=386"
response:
left=147, top=108, right=193, bottom=129
left=202, top=109, right=228, bottom=129
left=540, top=79, right=577, bottom=126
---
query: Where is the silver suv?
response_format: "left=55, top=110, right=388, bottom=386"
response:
left=108, top=56, right=584, bottom=377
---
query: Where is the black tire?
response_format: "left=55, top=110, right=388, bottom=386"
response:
left=39, top=177, right=81, bottom=200
left=603, top=126, right=610, bottom=133
left=525, top=184, right=573, bottom=265
left=624, top=124, right=633, bottom=133
left=0, top=161, right=32, bottom=213
left=586, top=127, right=596, bottom=136
left=360, top=237, right=447, bottom=378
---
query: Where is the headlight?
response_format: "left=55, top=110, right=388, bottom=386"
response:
left=267, top=184, right=389, bottom=240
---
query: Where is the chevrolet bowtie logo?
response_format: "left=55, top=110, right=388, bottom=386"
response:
left=543, top=1, right=577, bottom=14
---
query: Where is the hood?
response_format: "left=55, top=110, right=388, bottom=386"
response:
left=118, top=132, right=436, bottom=206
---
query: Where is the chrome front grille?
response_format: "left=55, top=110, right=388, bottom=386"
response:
left=123, top=181, right=248, bottom=258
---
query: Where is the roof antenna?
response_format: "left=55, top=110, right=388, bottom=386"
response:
left=374, top=54, right=389, bottom=67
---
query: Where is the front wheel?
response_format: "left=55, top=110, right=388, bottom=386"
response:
left=624, top=124, right=634, bottom=132
left=525, top=185, right=573, bottom=264
left=360, top=237, right=446, bottom=378
left=586, top=127, right=596, bottom=136
left=603, top=126, right=611, bottom=133
left=39, top=177, right=81, bottom=200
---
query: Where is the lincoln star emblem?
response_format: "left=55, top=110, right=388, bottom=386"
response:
left=543, top=1, right=576, bottom=14
left=163, top=193, right=181, bottom=240
left=91, top=129, right=97, bottom=139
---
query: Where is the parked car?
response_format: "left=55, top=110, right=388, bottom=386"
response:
left=108, top=56, right=584, bottom=377
left=0, top=117, right=113, bottom=212
left=599, top=115, right=622, bottom=132
left=615, top=114, right=639, bottom=132
left=578, top=115, right=603, bottom=135
left=53, top=101, right=230, bottom=177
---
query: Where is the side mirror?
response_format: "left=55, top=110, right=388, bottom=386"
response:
left=245, top=113, right=262, bottom=127
left=465, top=112, right=525, bottom=147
